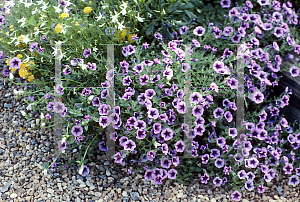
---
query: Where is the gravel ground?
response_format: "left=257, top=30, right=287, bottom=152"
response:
left=0, top=58, right=300, bottom=202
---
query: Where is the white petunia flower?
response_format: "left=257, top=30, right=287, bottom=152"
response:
left=93, top=46, right=98, bottom=52
left=18, top=17, right=27, bottom=24
left=136, top=13, right=145, bottom=22
left=22, top=34, right=31, bottom=44
left=31, top=7, right=39, bottom=15
left=53, top=5, right=62, bottom=13
left=95, top=12, right=104, bottom=21
left=40, top=3, right=49, bottom=10
left=102, top=3, right=109, bottom=9
left=117, top=20, right=125, bottom=31
left=110, top=10, right=120, bottom=23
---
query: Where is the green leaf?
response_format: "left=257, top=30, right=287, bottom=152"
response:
left=162, top=26, right=174, bottom=40
left=84, top=125, right=88, bottom=131
left=184, top=10, right=197, bottom=19
left=177, top=2, right=194, bottom=10
left=146, top=23, right=155, bottom=36
left=170, top=1, right=180, bottom=13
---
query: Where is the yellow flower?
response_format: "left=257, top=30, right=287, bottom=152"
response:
left=89, top=1, right=92, bottom=4
left=9, top=25, right=13, bottom=28
left=55, top=24, right=63, bottom=33
left=31, top=52, right=38, bottom=57
left=19, top=35, right=23, bottom=42
left=11, top=68, right=17, bottom=73
left=19, top=68, right=29, bottom=79
left=75, top=22, right=79, bottom=26
left=83, top=7, right=92, bottom=14
left=60, top=12, right=69, bottom=19
left=17, top=54, right=23, bottom=58
left=6, top=59, right=10, bottom=66
left=128, top=33, right=136, bottom=43
left=27, top=74, right=34, bottom=82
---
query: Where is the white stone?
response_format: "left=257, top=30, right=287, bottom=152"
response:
left=122, top=191, right=128, bottom=197
left=176, top=192, right=183, bottom=198
left=10, top=193, right=17, bottom=198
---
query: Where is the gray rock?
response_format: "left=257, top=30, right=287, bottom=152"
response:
left=106, top=169, right=111, bottom=176
left=99, top=175, right=107, bottom=180
left=123, top=197, right=129, bottom=202
left=4, top=103, right=12, bottom=108
left=0, top=180, right=12, bottom=193
left=276, top=186, right=283, bottom=192
left=104, top=161, right=110, bottom=166
left=130, top=192, right=140, bottom=201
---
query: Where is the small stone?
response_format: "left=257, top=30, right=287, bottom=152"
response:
left=47, top=188, right=54, bottom=194
left=262, top=195, right=268, bottom=201
left=274, top=195, right=279, bottom=200
left=106, top=169, right=111, bottom=176
left=176, top=192, right=183, bottom=198
left=123, top=197, right=129, bottom=202
left=104, top=161, right=110, bottom=166
left=4, top=104, right=13, bottom=108
left=130, top=192, right=140, bottom=201
left=207, top=189, right=212, bottom=194
left=210, top=199, right=216, bottom=202
left=242, top=199, right=249, bottom=202
left=95, top=192, right=102, bottom=197
left=122, top=191, right=128, bottom=197
left=10, top=193, right=17, bottom=198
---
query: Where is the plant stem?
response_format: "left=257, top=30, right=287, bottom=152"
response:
left=81, top=133, right=99, bottom=165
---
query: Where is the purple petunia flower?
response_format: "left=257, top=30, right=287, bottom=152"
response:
left=99, top=116, right=108, bottom=128
left=201, top=173, right=210, bottom=184
left=220, top=0, right=231, bottom=8
left=290, top=66, right=299, bottom=77
left=53, top=102, right=66, bottom=113
left=215, top=158, right=225, bottom=168
left=83, top=48, right=92, bottom=58
left=161, top=128, right=174, bottom=141
left=193, top=26, right=206, bottom=36
left=161, top=158, right=171, bottom=169
left=78, top=165, right=90, bottom=177
left=0, top=15, right=5, bottom=26
left=124, top=139, right=136, bottom=151
left=210, top=149, right=220, bottom=159
left=71, top=125, right=83, bottom=137
left=47, top=102, right=55, bottom=111
left=231, top=190, right=242, bottom=201
left=3, top=68, right=9, bottom=77
left=167, top=168, right=177, bottom=179
left=154, top=32, right=163, bottom=40
left=289, top=175, right=300, bottom=187
left=58, top=138, right=66, bottom=151
left=213, top=177, right=223, bottom=187
left=179, top=26, right=189, bottom=34
left=29, top=42, right=39, bottom=52
left=9, top=57, right=22, bottom=70
left=213, top=107, right=224, bottom=119
left=175, top=140, right=185, bottom=153
left=245, top=180, right=254, bottom=191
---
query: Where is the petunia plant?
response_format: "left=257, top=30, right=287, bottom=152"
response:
left=1, top=0, right=300, bottom=202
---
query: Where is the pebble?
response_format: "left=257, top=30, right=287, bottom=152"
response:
left=122, top=191, right=128, bottom=197
left=10, top=193, right=17, bottom=198
left=106, top=169, right=111, bottom=176
left=130, top=192, right=140, bottom=201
